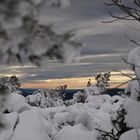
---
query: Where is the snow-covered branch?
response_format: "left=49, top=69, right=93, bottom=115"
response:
left=0, top=0, right=82, bottom=66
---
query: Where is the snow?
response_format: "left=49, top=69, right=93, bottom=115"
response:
left=66, top=109, right=94, bottom=131
left=128, top=46, right=140, bottom=65
left=118, top=46, right=140, bottom=140
left=53, top=112, right=69, bottom=125
left=128, top=46, right=140, bottom=81
left=125, top=99, right=140, bottom=129
left=0, top=113, right=19, bottom=140
left=125, top=80, right=139, bottom=100
left=11, top=109, right=51, bottom=140
left=93, top=110, right=112, bottom=131
left=39, top=93, right=124, bottom=139
left=9, top=94, right=31, bottom=113
left=0, top=87, right=136, bottom=140
left=1, top=83, right=139, bottom=140
left=54, top=124, right=97, bottom=140
left=1, top=93, right=31, bottom=113
left=120, top=129, right=140, bottom=140
left=84, top=86, right=100, bottom=95
left=26, top=90, right=64, bottom=108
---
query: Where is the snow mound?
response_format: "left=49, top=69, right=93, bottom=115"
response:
left=120, top=129, right=140, bottom=140
left=0, top=93, right=30, bottom=113
left=84, top=86, right=100, bottom=95
left=125, top=80, right=139, bottom=100
left=125, top=99, right=140, bottom=128
left=67, top=109, right=94, bottom=131
left=11, top=109, right=51, bottom=140
left=54, top=124, right=97, bottom=140
left=0, top=113, right=18, bottom=140
left=128, top=46, right=140, bottom=65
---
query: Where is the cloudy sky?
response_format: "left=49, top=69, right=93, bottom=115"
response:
left=1, top=0, right=139, bottom=88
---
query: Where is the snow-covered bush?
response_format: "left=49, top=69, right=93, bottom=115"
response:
left=0, top=82, right=128, bottom=140
left=109, top=98, right=140, bottom=140
left=84, top=86, right=101, bottom=96
left=0, top=85, right=30, bottom=114
left=39, top=93, right=125, bottom=140
left=26, top=89, right=64, bottom=108
left=0, top=75, right=30, bottom=115
left=96, top=46, right=140, bottom=140
left=64, top=91, right=87, bottom=106
left=54, top=124, right=97, bottom=140
left=64, top=86, right=101, bottom=106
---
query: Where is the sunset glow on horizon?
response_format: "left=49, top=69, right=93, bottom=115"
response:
left=21, top=70, right=135, bottom=89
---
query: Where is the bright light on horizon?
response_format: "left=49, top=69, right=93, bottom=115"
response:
left=0, top=66, right=134, bottom=89
left=21, top=70, right=135, bottom=89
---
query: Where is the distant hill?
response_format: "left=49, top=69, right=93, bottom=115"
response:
left=104, top=88, right=124, bottom=96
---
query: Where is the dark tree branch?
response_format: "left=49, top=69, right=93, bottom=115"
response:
left=124, top=34, right=140, bottom=46
left=121, top=56, right=140, bottom=68
left=113, top=69, right=135, bottom=80
left=104, top=0, right=140, bottom=23
left=95, top=128, right=113, bottom=139
left=114, top=80, right=131, bottom=89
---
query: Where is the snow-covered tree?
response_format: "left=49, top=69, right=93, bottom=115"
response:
left=102, top=1, right=140, bottom=139
left=9, top=75, right=21, bottom=91
left=26, top=88, right=64, bottom=108
left=95, top=72, right=111, bottom=91
left=0, top=75, right=20, bottom=92
left=0, top=0, right=81, bottom=66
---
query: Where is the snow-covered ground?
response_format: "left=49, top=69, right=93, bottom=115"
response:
left=1, top=87, right=140, bottom=140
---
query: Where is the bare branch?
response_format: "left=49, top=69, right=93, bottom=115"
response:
left=124, top=34, right=140, bottom=46
left=114, top=80, right=131, bottom=89
left=121, top=56, right=140, bottom=68
left=104, top=0, right=140, bottom=23
left=113, top=69, right=135, bottom=80
left=95, top=128, right=113, bottom=139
